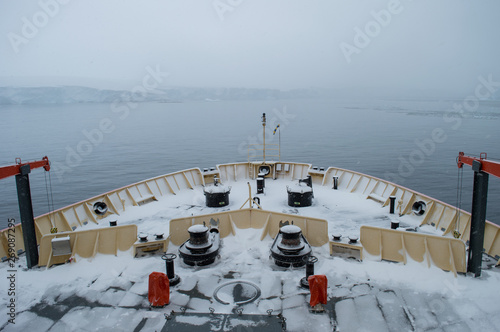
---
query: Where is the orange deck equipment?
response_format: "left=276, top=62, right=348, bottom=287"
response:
left=308, top=275, right=328, bottom=307
left=148, top=272, right=170, bottom=307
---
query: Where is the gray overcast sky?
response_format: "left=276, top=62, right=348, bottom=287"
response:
left=1, top=0, right=499, bottom=95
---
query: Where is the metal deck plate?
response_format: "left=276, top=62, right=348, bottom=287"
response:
left=161, top=312, right=285, bottom=332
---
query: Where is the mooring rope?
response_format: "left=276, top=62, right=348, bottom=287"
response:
left=454, top=165, right=464, bottom=238
left=44, top=170, right=56, bottom=230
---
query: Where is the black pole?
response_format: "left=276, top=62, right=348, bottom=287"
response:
left=15, top=164, right=38, bottom=269
left=165, top=259, right=175, bottom=280
left=333, top=176, right=338, bottom=190
left=162, top=254, right=180, bottom=286
left=389, top=196, right=396, bottom=214
left=467, top=167, right=489, bottom=277
left=300, top=255, right=318, bottom=288
left=305, top=259, right=315, bottom=279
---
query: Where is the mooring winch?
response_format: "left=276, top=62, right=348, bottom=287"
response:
left=286, top=175, right=313, bottom=207
left=179, top=219, right=221, bottom=266
left=270, top=222, right=312, bottom=267
left=204, top=175, right=231, bottom=207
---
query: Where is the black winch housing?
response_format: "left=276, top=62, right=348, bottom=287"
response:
left=287, top=175, right=313, bottom=207
left=179, top=221, right=221, bottom=266
left=270, top=223, right=312, bottom=267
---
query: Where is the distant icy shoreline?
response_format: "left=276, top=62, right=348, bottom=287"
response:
left=0, top=85, right=487, bottom=105
left=0, top=86, right=326, bottom=105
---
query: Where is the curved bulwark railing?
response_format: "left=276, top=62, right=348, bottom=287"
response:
left=2, top=161, right=499, bottom=268
left=0, top=168, right=203, bottom=262
left=360, top=226, right=466, bottom=276
left=216, top=161, right=311, bottom=183
left=169, top=208, right=329, bottom=248
left=320, top=167, right=500, bottom=265
left=38, top=225, right=138, bottom=268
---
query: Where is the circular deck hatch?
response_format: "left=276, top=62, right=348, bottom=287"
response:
left=213, top=281, right=261, bottom=305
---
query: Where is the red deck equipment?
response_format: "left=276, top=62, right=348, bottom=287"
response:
left=148, top=272, right=170, bottom=307
left=308, top=274, right=328, bottom=307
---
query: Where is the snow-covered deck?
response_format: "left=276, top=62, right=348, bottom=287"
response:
left=1, top=177, right=500, bottom=331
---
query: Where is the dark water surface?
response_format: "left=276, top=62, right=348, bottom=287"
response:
left=1, top=98, right=499, bottom=229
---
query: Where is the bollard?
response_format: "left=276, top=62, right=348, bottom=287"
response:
left=348, top=235, right=358, bottom=244
left=162, top=254, right=180, bottom=286
left=389, top=196, right=396, bottom=214
left=333, top=176, right=339, bottom=190
left=300, top=255, right=318, bottom=288
left=391, top=221, right=399, bottom=229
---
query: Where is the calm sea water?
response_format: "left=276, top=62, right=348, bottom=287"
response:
left=1, top=98, right=499, bottom=229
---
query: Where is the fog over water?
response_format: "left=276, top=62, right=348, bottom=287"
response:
left=1, top=1, right=499, bottom=95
